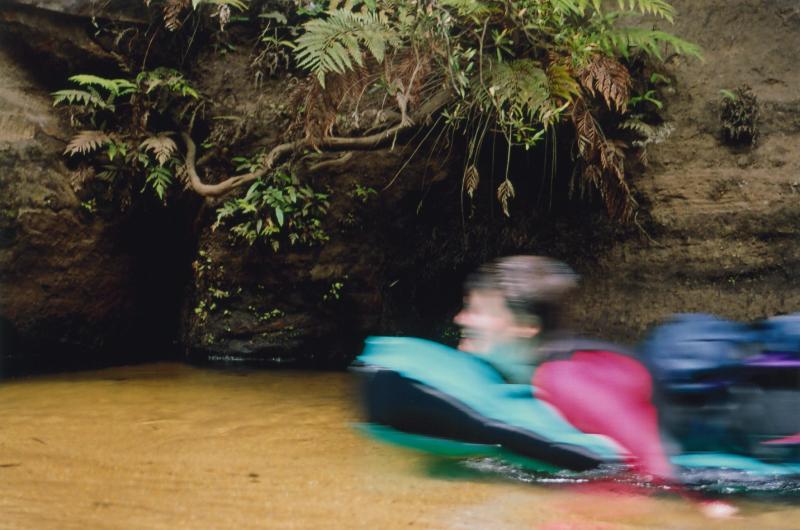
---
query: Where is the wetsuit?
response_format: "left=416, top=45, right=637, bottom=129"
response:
left=532, top=340, right=675, bottom=480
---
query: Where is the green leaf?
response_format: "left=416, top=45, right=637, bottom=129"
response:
left=275, top=207, right=285, bottom=226
left=193, top=0, right=248, bottom=11
left=259, top=11, right=287, bottom=24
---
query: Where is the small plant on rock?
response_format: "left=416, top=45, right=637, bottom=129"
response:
left=720, top=85, right=759, bottom=146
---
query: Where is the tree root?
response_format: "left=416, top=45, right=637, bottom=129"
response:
left=181, top=90, right=451, bottom=199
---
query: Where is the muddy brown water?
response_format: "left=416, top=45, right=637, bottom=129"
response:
left=0, top=363, right=798, bottom=529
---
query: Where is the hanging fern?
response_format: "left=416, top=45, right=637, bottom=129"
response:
left=482, top=59, right=550, bottom=119
left=551, top=0, right=596, bottom=17
left=464, top=164, right=479, bottom=199
left=191, top=0, right=247, bottom=9
left=294, top=9, right=398, bottom=87
left=64, top=130, right=112, bottom=156
left=572, top=98, right=601, bottom=160
left=578, top=55, right=631, bottom=112
left=597, top=27, right=701, bottom=60
left=440, top=0, right=493, bottom=18
left=52, top=89, right=109, bottom=109
left=615, top=0, right=675, bottom=22
left=146, top=165, right=173, bottom=201
left=163, top=0, right=190, bottom=31
left=140, top=133, right=178, bottom=166
left=67, top=75, right=137, bottom=97
left=546, top=62, right=581, bottom=103
left=496, top=179, right=515, bottom=217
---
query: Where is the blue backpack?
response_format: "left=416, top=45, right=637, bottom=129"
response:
left=640, top=313, right=800, bottom=396
left=640, top=313, right=800, bottom=460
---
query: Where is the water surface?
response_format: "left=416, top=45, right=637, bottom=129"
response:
left=1, top=363, right=797, bottom=529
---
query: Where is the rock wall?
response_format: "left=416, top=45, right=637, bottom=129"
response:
left=0, top=41, right=136, bottom=366
left=0, top=2, right=185, bottom=371
left=2, top=0, right=799, bottom=370
left=570, top=0, right=800, bottom=341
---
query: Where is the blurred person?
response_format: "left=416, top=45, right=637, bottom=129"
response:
left=454, top=255, right=736, bottom=518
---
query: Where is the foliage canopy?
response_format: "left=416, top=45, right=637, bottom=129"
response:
left=290, top=0, right=700, bottom=220
left=54, top=0, right=699, bottom=247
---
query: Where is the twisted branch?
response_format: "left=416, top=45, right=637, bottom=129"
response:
left=182, top=90, right=451, bottom=198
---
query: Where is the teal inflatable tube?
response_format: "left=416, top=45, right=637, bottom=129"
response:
left=355, top=336, right=800, bottom=479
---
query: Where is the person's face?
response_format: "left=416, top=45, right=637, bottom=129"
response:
left=453, top=289, right=539, bottom=355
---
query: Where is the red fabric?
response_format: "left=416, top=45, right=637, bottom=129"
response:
left=533, top=350, right=674, bottom=480
left=762, top=433, right=800, bottom=445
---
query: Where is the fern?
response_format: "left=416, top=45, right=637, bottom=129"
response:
left=146, top=166, right=173, bottom=201
left=572, top=98, right=601, bottom=160
left=464, top=164, right=479, bottom=199
left=64, top=130, right=111, bottom=156
left=597, top=27, right=701, bottom=60
left=615, top=0, right=675, bottom=22
left=484, top=59, right=550, bottom=116
left=578, top=55, right=631, bottom=112
left=551, top=0, right=595, bottom=16
left=140, top=133, right=178, bottom=166
left=192, top=0, right=247, bottom=10
left=68, top=75, right=137, bottom=97
left=620, top=116, right=655, bottom=137
left=496, top=179, right=515, bottom=217
left=294, top=9, right=398, bottom=87
left=163, top=0, right=190, bottom=31
left=440, top=0, right=492, bottom=18
left=136, top=68, right=199, bottom=99
left=546, top=62, right=581, bottom=103
left=52, top=89, right=108, bottom=109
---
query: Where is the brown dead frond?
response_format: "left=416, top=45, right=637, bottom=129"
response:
left=496, top=179, right=515, bottom=217
left=140, top=133, right=178, bottom=165
left=578, top=55, right=631, bottom=112
left=69, top=164, right=96, bottom=193
left=163, top=0, right=190, bottom=31
left=64, top=130, right=111, bottom=156
left=571, top=99, right=636, bottom=221
left=572, top=98, right=602, bottom=160
left=592, top=138, right=636, bottom=221
left=464, top=164, right=479, bottom=199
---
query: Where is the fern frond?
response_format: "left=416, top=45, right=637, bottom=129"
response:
left=572, top=98, right=602, bottom=160
left=294, top=9, right=397, bottom=87
left=146, top=165, right=173, bottom=201
left=599, top=138, right=635, bottom=220
left=600, top=138, right=625, bottom=175
left=192, top=0, right=248, bottom=10
left=619, top=116, right=655, bottom=136
left=140, top=133, right=178, bottom=166
left=546, top=62, right=581, bottom=103
left=485, top=59, right=549, bottom=116
left=68, top=74, right=136, bottom=96
left=464, top=164, right=479, bottom=199
left=551, top=0, right=590, bottom=16
left=598, top=28, right=701, bottom=60
left=621, top=117, right=674, bottom=146
left=164, top=0, right=190, bottom=31
left=578, top=55, right=631, bottom=112
left=496, top=179, right=515, bottom=217
left=64, top=130, right=111, bottom=156
left=616, top=0, right=674, bottom=22
left=52, top=89, right=108, bottom=109
left=440, top=0, right=492, bottom=18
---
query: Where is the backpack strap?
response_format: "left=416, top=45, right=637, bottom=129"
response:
left=537, top=336, right=639, bottom=362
